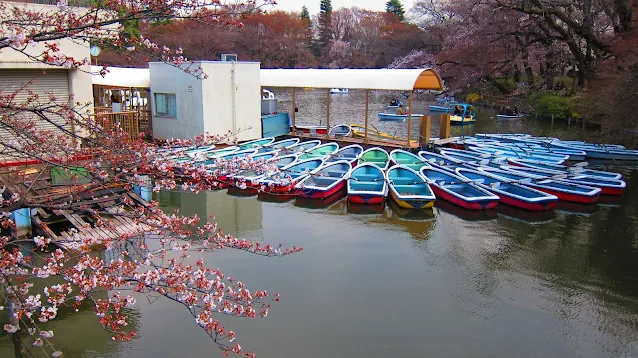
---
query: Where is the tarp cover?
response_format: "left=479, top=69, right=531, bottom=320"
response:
left=260, top=68, right=443, bottom=91
left=91, top=65, right=150, bottom=88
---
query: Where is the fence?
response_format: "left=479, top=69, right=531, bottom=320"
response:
left=91, top=111, right=140, bottom=139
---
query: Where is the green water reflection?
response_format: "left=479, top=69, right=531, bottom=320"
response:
left=4, top=166, right=638, bottom=358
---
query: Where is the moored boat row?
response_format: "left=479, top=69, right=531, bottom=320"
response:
left=159, top=134, right=629, bottom=214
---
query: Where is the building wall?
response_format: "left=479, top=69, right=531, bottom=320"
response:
left=0, top=1, right=93, bottom=117
left=149, top=61, right=262, bottom=142
left=149, top=63, right=205, bottom=140
left=201, top=62, right=262, bottom=142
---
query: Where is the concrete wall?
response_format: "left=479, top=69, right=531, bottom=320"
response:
left=149, top=61, right=262, bottom=142
left=201, top=62, right=262, bottom=142
left=149, top=63, right=205, bottom=140
left=0, top=1, right=94, bottom=121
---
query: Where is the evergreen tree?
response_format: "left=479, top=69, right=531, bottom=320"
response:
left=300, top=6, right=312, bottom=49
left=318, top=0, right=333, bottom=51
left=385, top=0, right=405, bottom=21
left=300, top=5, right=310, bottom=21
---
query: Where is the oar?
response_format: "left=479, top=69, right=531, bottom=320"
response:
left=428, top=178, right=486, bottom=186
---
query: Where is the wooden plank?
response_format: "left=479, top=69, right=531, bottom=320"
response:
left=31, top=216, right=59, bottom=240
left=125, top=192, right=150, bottom=207
left=60, top=211, right=90, bottom=231
left=36, top=207, right=50, bottom=219
left=110, top=216, right=142, bottom=236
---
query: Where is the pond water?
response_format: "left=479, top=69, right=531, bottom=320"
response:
left=3, top=92, right=638, bottom=358
left=274, top=88, right=586, bottom=141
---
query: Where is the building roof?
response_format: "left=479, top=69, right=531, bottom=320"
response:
left=260, top=68, right=444, bottom=91
left=91, top=65, right=150, bottom=88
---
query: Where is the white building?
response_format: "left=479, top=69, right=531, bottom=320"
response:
left=149, top=61, right=262, bottom=143
left=0, top=1, right=94, bottom=140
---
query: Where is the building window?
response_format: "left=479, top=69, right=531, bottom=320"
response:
left=154, top=93, right=177, bottom=117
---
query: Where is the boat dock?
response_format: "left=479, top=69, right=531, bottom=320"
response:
left=0, top=164, right=150, bottom=251
left=289, top=113, right=454, bottom=150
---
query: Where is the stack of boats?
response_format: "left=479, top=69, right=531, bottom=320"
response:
left=157, top=133, right=631, bottom=213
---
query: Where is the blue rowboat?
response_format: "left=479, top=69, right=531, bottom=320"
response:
left=470, top=143, right=571, bottom=161
left=295, top=160, right=352, bottom=199
left=507, top=158, right=623, bottom=180
left=347, top=163, right=388, bottom=204
left=238, top=137, right=275, bottom=150
left=386, top=165, right=436, bottom=209
left=496, top=114, right=524, bottom=120
left=258, top=158, right=325, bottom=193
left=258, top=138, right=300, bottom=152
left=359, top=147, right=391, bottom=171
left=298, top=142, right=340, bottom=161
left=170, top=146, right=235, bottom=163
left=390, top=149, right=430, bottom=171
left=554, top=144, right=638, bottom=161
left=478, top=167, right=600, bottom=204
left=455, top=168, right=558, bottom=211
left=328, top=124, right=352, bottom=137
left=203, top=149, right=258, bottom=166
left=378, top=112, right=424, bottom=121
left=467, top=145, right=568, bottom=164
left=420, top=166, right=499, bottom=210
left=230, top=154, right=300, bottom=190
left=416, top=150, right=468, bottom=173
left=429, top=104, right=453, bottom=112
left=499, top=165, right=626, bottom=196
left=324, top=144, right=363, bottom=167
left=283, top=139, right=322, bottom=154
left=506, top=143, right=587, bottom=161
left=437, top=149, right=502, bottom=169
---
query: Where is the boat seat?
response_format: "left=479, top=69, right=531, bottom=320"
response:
left=393, top=184, right=421, bottom=189
left=326, top=171, right=346, bottom=177
left=391, top=178, right=417, bottom=185
left=355, top=174, right=380, bottom=181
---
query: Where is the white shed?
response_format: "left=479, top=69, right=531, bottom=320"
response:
left=149, top=61, right=261, bottom=143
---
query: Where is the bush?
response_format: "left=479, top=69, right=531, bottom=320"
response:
left=465, top=93, right=480, bottom=103
left=530, top=92, right=578, bottom=119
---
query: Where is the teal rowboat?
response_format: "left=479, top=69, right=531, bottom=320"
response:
left=358, top=147, right=391, bottom=171
left=386, top=165, right=435, bottom=209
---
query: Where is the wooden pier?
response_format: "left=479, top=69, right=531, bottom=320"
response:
left=289, top=114, right=455, bottom=151
left=0, top=164, right=150, bottom=251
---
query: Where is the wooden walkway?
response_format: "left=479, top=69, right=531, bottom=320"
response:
left=290, top=133, right=423, bottom=150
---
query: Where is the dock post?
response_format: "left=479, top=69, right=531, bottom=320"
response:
left=10, top=207, right=31, bottom=238
left=407, top=91, right=413, bottom=148
left=364, top=89, right=369, bottom=143
left=419, top=115, right=430, bottom=146
left=439, top=113, right=451, bottom=139
left=551, top=114, right=554, bottom=131
left=291, top=88, right=296, bottom=134
left=325, top=88, right=330, bottom=139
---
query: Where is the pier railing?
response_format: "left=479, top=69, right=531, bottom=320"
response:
left=91, top=111, right=140, bottom=138
left=90, top=109, right=152, bottom=139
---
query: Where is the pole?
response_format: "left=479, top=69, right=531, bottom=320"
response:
left=407, top=90, right=413, bottom=147
left=439, top=113, right=450, bottom=139
left=291, top=87, right=296, bottom=134
left=419, top=115, right=430, bottom=146
left=231, top=60, right=237, bottom=144
left=325, top=88, right=330, bottom=138
left=364, top=89, right=369, bottom=142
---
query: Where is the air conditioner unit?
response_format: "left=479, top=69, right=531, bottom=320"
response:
left=221, top=54, right=237, bottom=62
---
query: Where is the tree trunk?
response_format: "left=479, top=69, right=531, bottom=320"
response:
left=615, top=0, right=632, bottom=32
